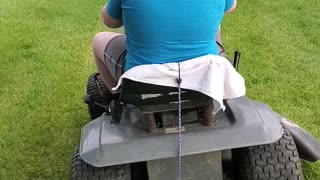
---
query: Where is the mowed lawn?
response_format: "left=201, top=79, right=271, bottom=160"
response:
left=0, top=0, right=319, bottom=179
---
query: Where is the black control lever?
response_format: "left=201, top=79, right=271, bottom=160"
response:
left=233, top=51, right=241, bottom=71
left=84, top=94, right=108, bottom=110
left=109, top=100, right=124, bottom=124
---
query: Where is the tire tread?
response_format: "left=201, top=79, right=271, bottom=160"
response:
left=70, top=146, right=131, bottom=180
left=233, top=124, right=304, bottom=180
left=87, top=73, right=112, bottom=120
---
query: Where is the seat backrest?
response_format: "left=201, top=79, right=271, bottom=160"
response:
left=119, top=79, right=212, bottom=113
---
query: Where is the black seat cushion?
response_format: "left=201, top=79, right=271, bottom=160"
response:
left=119, top=79, right=212, bottom=113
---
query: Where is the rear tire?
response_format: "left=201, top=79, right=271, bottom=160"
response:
left=87, top=73, right=112, bottom=120
left=232, top=124, right=304, bottom=180
left=70, top=146, right=131, bottom=180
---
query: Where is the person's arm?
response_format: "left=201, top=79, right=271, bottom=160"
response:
left=225, top=0, right=237, bottom=14
left=102, top=0, right=123, bottom=28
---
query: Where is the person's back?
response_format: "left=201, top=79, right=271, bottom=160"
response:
left=92, top=0, right=237, bottom=90
left=108, top=0, right=236, bottom=70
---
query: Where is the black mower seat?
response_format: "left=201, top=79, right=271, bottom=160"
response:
left=119, top=79, right=212, bottom=113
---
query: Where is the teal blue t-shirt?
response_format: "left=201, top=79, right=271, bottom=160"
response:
left=107, top=0, right=235, bottom=71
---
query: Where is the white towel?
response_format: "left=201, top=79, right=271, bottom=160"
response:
left=113, top=54, right=246, bottom=113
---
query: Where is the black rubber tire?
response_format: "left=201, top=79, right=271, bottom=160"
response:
left=87, top=73, right=112, bottom=120
left=70, top=146, right=131, bottom=180
left=130, top=162, right=149, bottom=180
left=232, top=124, right=304, bottom=180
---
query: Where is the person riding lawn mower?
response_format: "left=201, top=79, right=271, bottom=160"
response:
left=70, top=1, right=320, bottom=179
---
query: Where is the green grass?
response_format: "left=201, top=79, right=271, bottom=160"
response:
left=0, top=0, right=319, bottom=179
